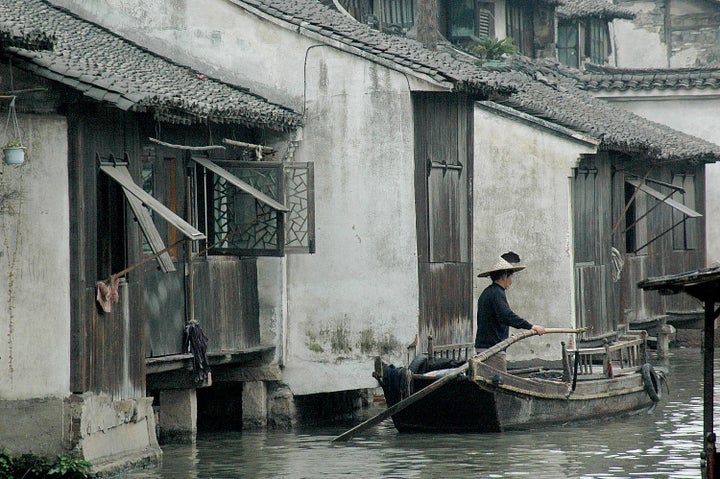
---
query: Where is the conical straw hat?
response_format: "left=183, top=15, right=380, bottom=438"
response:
left=477, top=252, right=526, bottom=277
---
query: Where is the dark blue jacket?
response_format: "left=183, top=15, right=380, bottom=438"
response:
left=474, top=282, right=533, bottom=349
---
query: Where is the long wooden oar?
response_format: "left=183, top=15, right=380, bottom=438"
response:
left=332, top=327, right=588, bottom=442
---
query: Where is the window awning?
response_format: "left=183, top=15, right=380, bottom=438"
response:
left=626, top=179, right=701, bottom=218
left=100, top=163, right=206, bottom=240
left=190, top=156, right=289, bottom=212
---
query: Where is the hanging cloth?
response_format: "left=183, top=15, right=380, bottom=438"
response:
left=95, top=275, right=120, bottom=313
left=184, top=320, right=211, bottom=383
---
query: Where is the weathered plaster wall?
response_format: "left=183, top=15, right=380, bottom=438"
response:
left=595, top=92, right=720, bottom=265
left=613, top=1, right=668, bottom=67
left=473, top=105, right=596, bottom=362
left=283, top=46, right=418, bottom=394
left=613, top=0, right=720, bottom=67
left=0, top=114, right=70, bottom=399
left=51, top=0, right=425, bottom=395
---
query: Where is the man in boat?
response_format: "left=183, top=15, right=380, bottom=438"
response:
left=475, top=252, right=546, bottom=372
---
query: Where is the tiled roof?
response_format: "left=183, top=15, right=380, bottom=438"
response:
left=574, top=63, right=720, bottom=92
left=484, top=57, right=720, bottom=163
left=4, top=0, right=718, bottom=163
left=230, top=0, right=521, bottom=96
left=0, top=0, right=302, bottom=131
left=556, top=0, right=635, bottom=20
left=230, top=0, right=720, bottom=162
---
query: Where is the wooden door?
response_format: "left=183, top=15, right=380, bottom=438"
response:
left=572, top=156, right=615, bottom=337
left=414, top=93, right=473, bottom=349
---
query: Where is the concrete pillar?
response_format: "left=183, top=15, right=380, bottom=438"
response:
left=242, top=381, right=267, bottom=429
left=159, top=389, right=197, bottom=443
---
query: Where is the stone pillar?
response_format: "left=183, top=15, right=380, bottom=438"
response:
left=242, top=381, right=268, bottom=429
left=159, top=389, right=197, bottom=443
left=656, top=320, right=675, bottom=358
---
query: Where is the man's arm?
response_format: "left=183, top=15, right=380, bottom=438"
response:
left=492, top=288, right=533, bottom=330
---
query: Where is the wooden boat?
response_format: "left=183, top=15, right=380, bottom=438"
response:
left=376, top=329, right=665, bottom=434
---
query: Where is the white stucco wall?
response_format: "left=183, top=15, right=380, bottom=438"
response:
left=473, top=105, right=597, bottom=362
left=282, top=47, right=419, bottom=394
left=595, top=92, right=720, bottom=265
left=50, top=0, right=430, bottom=394
left=0, top=114, right=70, bottom=399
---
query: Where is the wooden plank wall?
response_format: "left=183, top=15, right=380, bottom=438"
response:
left=418, top=262, right=473, bottom=346
left=143, top=267, right=186, bottom=357
left=69, top=104, right=145, bottom=398
left=573, top=155, right=615, bottom=337
left=613, top=159, right=706, bottom=323
left=414, top=92, right=473, bottom=349
left=193, top=257, right=260, bottom=352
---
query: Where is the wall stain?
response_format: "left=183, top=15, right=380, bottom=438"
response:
left=1, top=178, right=23, bottom=383
left=305, top=332, right=324, bottom=354
left=330, top=325, right=352, bottom=354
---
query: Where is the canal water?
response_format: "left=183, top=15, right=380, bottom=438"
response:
left=124, top=348, right=715, bottom=479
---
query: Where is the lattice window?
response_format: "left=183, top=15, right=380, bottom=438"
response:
left=194, top=158, right=315, bottom=256
left=284, top=162, right=315, bottom=253
left=210, top=162, right=284, bottom=256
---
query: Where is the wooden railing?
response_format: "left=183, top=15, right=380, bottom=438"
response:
left=563, top=330, right=648, bottom=378
left=426, top=336, right=474, bottom=362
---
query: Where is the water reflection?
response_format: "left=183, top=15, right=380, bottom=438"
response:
left=123, top=349, right=714, bottom=479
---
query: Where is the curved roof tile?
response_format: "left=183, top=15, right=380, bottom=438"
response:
left=486, top=57, right=720, bottom=162
left=576, top=63, right=720, bottom=92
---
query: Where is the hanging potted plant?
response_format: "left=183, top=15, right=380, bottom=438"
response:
left=2, top=96, right=25, bottom=166
left=3, top=140, right=25, bottom=166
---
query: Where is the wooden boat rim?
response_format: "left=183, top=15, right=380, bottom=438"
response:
left=473, top=374, right=647, bottom=400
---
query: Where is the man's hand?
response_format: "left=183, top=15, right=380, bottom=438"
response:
left=531, top=325, right=546, bottom=335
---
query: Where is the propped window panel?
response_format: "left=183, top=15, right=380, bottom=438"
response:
left=624, top=178, right=701, bottom=253
left=671, top=174, right=698, bottom=250
left=191, top=156, right=288, bottom=212
left=100, top=161, right=205, bottom=272
left=192, top=156, right=287, bottom=257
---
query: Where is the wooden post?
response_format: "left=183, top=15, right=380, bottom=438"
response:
left=704, top=299, right=715, bottom=441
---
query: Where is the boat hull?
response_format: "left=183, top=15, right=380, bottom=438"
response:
left=384, top=363, right=659, bottom=433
